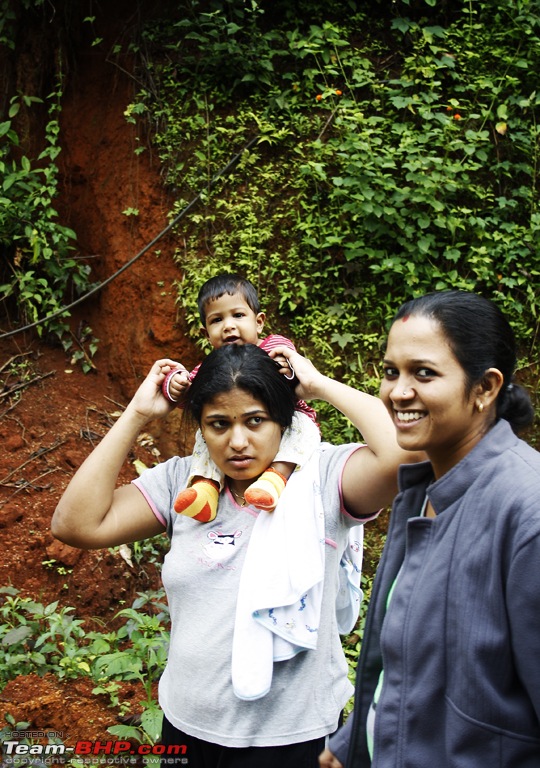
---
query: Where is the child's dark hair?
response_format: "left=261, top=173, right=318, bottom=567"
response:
left=197, top=273, right=260, bottom=324
left=183, top=344, right=296, bottom=429
left=392, top=290, right=534, bottom=433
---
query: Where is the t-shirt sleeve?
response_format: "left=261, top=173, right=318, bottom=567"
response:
left=319, top=443, right=368, bottom=534
left=320, top=442, right=380, bottom=536
left=132, top=456, right=193, bottom=535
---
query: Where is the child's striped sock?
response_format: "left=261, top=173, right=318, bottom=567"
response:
left=174, top=478, right=219, bottom=522
left=244, top=467, right=287, bottom=512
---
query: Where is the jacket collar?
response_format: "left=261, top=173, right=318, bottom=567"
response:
left=399, top=419, right=518, bottom=513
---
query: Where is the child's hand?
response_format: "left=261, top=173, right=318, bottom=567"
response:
left=273, top=354, right=296, bottom=382
left=162, top=365, right=190, bottom=403
left=169, top=369, right=191, bottom=398
left=130, top=359, right=182, bottom=420
left=268, top=346, right=326, bottom=401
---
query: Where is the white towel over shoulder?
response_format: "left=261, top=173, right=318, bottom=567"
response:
left=231, top=450, right=363, bottom=700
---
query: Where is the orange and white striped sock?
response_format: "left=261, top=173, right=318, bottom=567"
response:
left=244, top=467, right=287, bottom=512
left=174, top=478, right=219, bottom=522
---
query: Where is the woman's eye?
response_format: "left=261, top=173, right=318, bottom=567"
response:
left=210, top=420, right=227, bottom=430
left=383, top=367, right=398, bottom=379
left=247, top=416, right=264, bottom=427
left=416, top=367, right=435, bottom=378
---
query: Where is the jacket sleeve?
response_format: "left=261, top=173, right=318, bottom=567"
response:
left=507, top=526, right=540, bottom=722
left=328, top=715, right=354, bottom=765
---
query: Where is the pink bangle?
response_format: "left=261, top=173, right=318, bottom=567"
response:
left=162, top=369, right=182, bottom=403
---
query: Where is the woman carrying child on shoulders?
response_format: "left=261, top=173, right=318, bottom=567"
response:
left=52, top=340, right=422, bottom=768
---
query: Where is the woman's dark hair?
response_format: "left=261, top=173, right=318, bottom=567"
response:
left=183, top=344, right=296, bottom=428
left=197, top=273, right=261, bottom=324
left=392, top=290, right=534, bottom=433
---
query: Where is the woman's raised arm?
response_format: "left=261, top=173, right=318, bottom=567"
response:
left=51, top=359, right=180, bottom=549
left=268, top=346, right=425, bottom=517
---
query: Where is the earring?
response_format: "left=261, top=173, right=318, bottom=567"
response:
left=477, top=402, right=484, bottom=413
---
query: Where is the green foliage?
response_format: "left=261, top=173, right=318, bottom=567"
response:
left=0, top=586, right=170, bottom=744
left=62, top=324, right=100, bottom=374
left=0, top=713, right=47, bottom=768
left=92, top=601, right=169, bottom=701
left=123, top=0, right=539, bottom=444
left=0, top=81, right=92, bottom=356
left=0, top=1, right=46, bottom=51
left=107, top=704, right=164, bottom=759
left=1, top=0, right=539, bottom=731
left=341, top=572, right=373, bottom=715
left=0, top=587, right=88, bottom=682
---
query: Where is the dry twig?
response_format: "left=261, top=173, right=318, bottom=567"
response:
left=0, top=468, right=60, bottom=508
left=0, top=439, right=66, bottom=486
left=0, top=370, right=56, bottom=400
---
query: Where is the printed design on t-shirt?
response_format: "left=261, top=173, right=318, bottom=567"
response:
left=200, top=528, right=243, bottom=566
left=349, top=538, right=362, bottom=573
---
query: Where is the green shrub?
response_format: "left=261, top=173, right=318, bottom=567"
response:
left=123, top=0, right=538, bottom=442
left=0, top=86, right=92, bottom=347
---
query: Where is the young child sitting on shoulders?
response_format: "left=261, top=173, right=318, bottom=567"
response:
left=162, top=273, right=320, bottom=522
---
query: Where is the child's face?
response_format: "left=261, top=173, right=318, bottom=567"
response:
left=202, top=292, right=265, bottom=348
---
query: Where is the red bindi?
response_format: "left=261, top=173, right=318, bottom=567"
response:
left=402, top=315, right=410, bottom=322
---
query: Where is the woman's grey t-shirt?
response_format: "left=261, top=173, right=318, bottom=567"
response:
left=133, top=442, right=365, bottom=747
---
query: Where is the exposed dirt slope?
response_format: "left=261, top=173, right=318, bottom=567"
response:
left=0, top=3, right=196, bottom=754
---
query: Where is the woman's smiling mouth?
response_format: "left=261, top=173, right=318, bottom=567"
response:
left=395, top=410, right=426, bottom=424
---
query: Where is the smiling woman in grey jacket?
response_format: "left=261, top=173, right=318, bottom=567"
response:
left=345, top=290, right=539, bottom=768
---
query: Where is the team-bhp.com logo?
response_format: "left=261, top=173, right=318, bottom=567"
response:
left=2, top=738, right=187, bottom=763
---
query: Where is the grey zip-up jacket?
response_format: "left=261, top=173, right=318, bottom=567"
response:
left=347, top=419, right=540, bottom=768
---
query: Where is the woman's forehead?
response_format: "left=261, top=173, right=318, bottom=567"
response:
left=386, top=315, right=455, bottom=362
left=202, top=388, right=268, bottom=418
